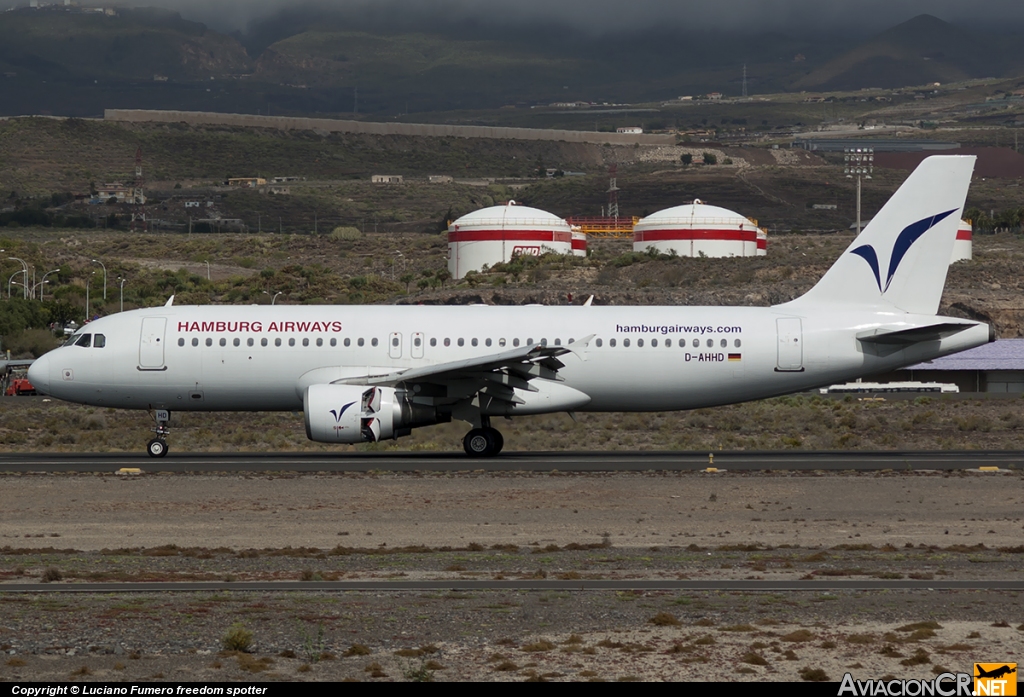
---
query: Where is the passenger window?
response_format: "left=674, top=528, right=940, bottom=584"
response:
left=651, top=339, right=657, bottom=347
left=513, top=338, right=520, bottom=347
left=178, top=338, right=185, bottom=347
left=316, top=338, right=323, bottom=347
left=247, top=338, right=254, bottom=347
left=444, top=338, right=451, bottom=347
left=527, top=338, right=533, bottom=345
left=192, top=338, right=199, bottom=347
left=666, top=338, right=672, bottom=347
left=330, top=338, right=336, bottom=347
left=371, top=338, right=378, bottom=347
left=624, top=338, right=630, bottom=347
left=458, top=338, right=465, bottom=347
left=554, top=338, right=561, bottom=346
left=721, top=339, right=727, bottom=348
left=734, top=339, right=741, bottom=348
left=430, top=338, right=437, bottom=347
left=261, top=338, right=268, bottom=347
left=471, top=338, right=478, bottom=347
left=567, top=338, right=574, bottom=344
left=302, top=338, right=309, bottom=347
left=275, top=338, right=282, bottom=347
left=206, top=338, right=213, bottom=347
left=76, top=334, right=92, bottom=347
left=638, top=339, right=644, bottom=347
left=610, top=338, right=617, bottom=347
left=358, top=338, right=365, bottom=347
left=485, top=338, right=492, bottom=347
left=707, top=338, right=713, bottom=348
left=392, top=337, right=399, bottom=347
left=693, top=338, right=699, bottom=348
left=344, top=338, right=351, bottom=347
left=219, top=338, right=226, bottom=347
left=233, top=338, right=240, bottom=347
left=289, top=338, right=296, bottom=347
left=414, top=337, right=422, bottom=347
left=498, top=338, right=506, bottom=347
left=541, top=338, right=548, bottom=346
left=596, top=338, right=603, bottom=347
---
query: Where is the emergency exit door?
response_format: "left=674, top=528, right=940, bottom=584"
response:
left=776, top=318, right=803, bottom=372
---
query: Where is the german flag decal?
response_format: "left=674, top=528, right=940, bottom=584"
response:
left=728, top=353, right=742, bottom=361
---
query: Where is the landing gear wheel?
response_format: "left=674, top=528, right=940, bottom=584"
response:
left=147, top=438, right=168, bottom=458
left=489, top=428, right=504, bottom=454
left=463, top=428, right=497, bottom=457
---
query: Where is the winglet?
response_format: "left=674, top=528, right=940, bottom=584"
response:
left=164, top=295, right=175, bottom=307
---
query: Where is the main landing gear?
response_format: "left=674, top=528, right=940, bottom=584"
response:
left=147, top=409, right=170, bottom=458
left=463, top=425, right=504, bottom=458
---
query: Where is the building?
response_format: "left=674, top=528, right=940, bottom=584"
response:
left=371, top=175, right=404, bottom=184
left=428, top=175, right=454, bottom=184
left=448, top=202, right=573, bottom=279
left=616, top=127, right=643, bottom=134
left=891, top=340, right=1024, bottom=393
left=633, top=199, right=763, bottom=258
left=227, top=177, right=267, bottom=187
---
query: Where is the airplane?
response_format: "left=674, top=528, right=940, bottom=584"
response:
left=27, top=155, right=992, bottom=458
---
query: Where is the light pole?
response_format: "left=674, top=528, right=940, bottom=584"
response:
left=7, top=257, right=28, bottom=299
left=92, top=259, right=107, bottom=300
left=85, top=271, right=94, bottom=321
left=272, top=291, right=282, bottom=305
left=119, top=277, right=126, bottom=313
left=845, top=147, right=873, bottom=235
left=204, top=260, right=210, bottom=281
left=37, top=268, right=59, bottom=300
left=7, top=271, right=21, bottom=299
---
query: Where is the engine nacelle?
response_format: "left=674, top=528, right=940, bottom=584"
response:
left=304, top=384, right=441, bottom=444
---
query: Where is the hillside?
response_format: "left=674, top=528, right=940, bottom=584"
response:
left=792, top=15, right=1007, bottom=91
left=0, top=6, right=251, bottom=81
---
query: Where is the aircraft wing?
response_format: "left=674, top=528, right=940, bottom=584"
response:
left=332, top=344, right=571, bottom=404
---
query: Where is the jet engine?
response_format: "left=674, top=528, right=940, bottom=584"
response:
left=304, top=384, right=440, bottom=443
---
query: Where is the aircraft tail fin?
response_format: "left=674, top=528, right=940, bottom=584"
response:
left=785, top=155, right=975, bottom=315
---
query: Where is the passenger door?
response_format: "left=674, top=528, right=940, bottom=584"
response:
left=139, top=317, right=167, bottom=370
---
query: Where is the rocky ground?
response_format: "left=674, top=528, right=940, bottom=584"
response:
left=0, top=470, right=1021, bottom=682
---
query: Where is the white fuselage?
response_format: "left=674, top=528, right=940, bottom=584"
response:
left=28, top=303, right=991, bottom=413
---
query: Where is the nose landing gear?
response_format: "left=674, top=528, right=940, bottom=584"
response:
left=147, top=409, right=170, bottom=458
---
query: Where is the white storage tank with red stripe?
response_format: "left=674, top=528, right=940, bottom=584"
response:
left=633, top=200, right=760, bottom=258
left=756, top=229, right=767, bottom=256
left=571, top=228, right=587, bottom=257
left=951, top=219, right=972, bottom=263
left=448, top=202, right=573, bottom=279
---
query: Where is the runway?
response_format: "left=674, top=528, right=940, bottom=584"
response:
left=1, top=579, right=1023, bottom=593
left=0, top=449, right=1022, bottom=473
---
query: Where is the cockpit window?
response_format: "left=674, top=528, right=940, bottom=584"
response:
left=75, top=333, right=92, bottom=347
left=93, top=334, right=106, bottom=348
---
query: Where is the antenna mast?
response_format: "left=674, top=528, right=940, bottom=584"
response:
left=130, top=146, right=147, bottom=232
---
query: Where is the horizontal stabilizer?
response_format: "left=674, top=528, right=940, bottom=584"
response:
left=857, top=323, right=974, bottom=345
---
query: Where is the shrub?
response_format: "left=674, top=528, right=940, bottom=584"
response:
left=222, top=624, right=253, bottom=652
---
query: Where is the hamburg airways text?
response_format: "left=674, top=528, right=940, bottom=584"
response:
left=178, top=321, right=342, bottom=333
left=616, top=324, right=742, bottom=335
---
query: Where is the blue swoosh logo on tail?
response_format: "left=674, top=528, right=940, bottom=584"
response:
left=851, top=209, right=957, bottom=293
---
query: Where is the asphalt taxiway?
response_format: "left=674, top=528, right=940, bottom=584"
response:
left=0, top=449, right=1021, bottom=473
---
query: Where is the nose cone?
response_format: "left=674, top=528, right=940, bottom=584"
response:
left=27, top=353, right=50, bottom=394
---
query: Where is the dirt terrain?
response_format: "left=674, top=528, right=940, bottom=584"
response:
left=0, top=470, right=1021, bottom=682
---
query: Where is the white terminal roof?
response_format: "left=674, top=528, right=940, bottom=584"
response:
left=635, top=200, right=753, bottom=230
left=451, top=202, right=571, bottom=231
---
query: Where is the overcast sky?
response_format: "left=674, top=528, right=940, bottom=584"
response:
left=6, top=0, right=1024, bottom=34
